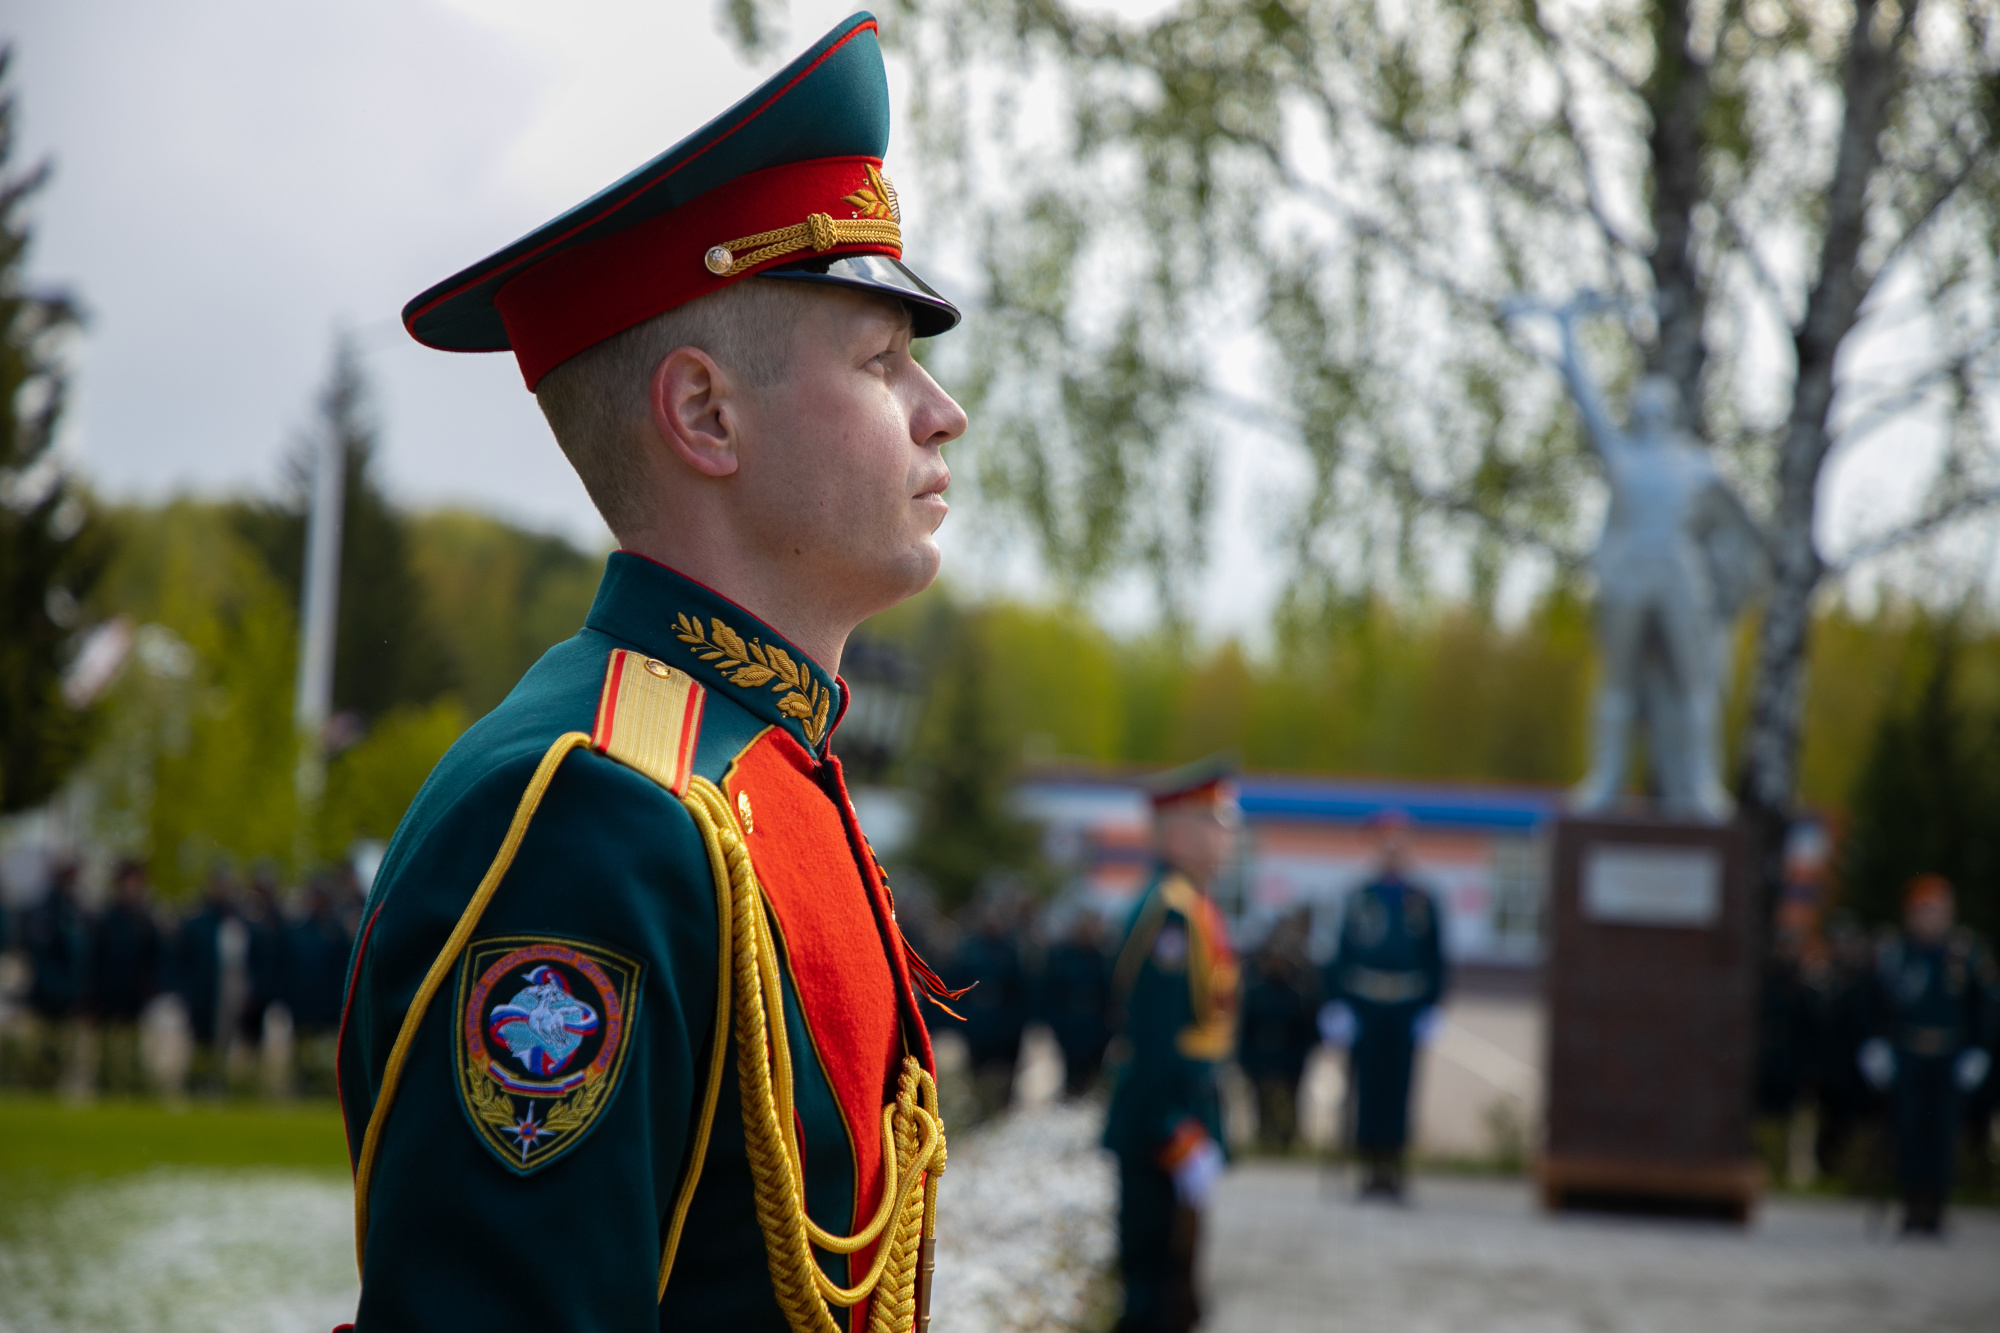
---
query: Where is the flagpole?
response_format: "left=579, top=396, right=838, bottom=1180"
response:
left=294, top=414, right=344, bottom=862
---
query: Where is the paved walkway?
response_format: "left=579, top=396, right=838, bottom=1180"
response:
left=1205, top=1164, right=2000, bottom=1333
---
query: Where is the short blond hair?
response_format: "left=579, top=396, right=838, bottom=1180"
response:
left=535, top=279, right=812, bottom=539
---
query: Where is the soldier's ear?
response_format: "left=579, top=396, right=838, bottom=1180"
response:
left=650, top=346, right=742, bottom=479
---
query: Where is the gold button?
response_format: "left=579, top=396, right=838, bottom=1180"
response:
left=736, top=790, right=755, bottom=834
left=704, top=245, right=733, bottom=275
left=643, top=658, right=671, bottom=678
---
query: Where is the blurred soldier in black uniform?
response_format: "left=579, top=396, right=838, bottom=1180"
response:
left=20, top=861, right=89, bottom=1089
left=1237, top=907, right=1319, bottom=1152
left=1321, top=812, right=1448, bottom=1198
left=1858, top=875, right=1994, bottom=1235
left=1039, top=909, right=1112, bottom=1097
left=1754, top=918, right=1817, bottom=1167
left=952, top=892, right=1030, bottom=1119
left=1964, top=931, right=2000, bottom=1197
left=286, top=871, right=355, bottom=1097
left=1812, top=911, right=1883, bottom=1180
left=240, top=860, right=289, bottom=1057
left=173, top=867, right=236, bottom=1091
left=91, top=858, right=163, bottom=1094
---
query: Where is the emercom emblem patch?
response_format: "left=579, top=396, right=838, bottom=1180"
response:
left=453, top=935, right=642, bottom=1175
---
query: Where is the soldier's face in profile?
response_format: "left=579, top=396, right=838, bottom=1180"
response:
left=735, top=288, right=967, bottom=620
left=1158, top=805, right=1238, bottom=886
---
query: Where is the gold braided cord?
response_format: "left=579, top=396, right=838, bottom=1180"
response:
left=712, top=214, right=903, bottom=276
left=680, top=776, right=947, bottom=1332
left=352, top=729, right=594, bottom=1274
left=657, top=774, right=739, bottom=1298
left=866, top=1065, right=939, bottom=1333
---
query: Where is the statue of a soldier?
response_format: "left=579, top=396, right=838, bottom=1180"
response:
left=1525, top=299, right=1768, bottom=821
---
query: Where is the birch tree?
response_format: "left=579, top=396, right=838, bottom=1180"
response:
left=816, top=0, right=2000, bottom=905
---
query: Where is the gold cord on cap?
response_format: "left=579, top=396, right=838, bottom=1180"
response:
left=704, top=214, right=901, bottom=278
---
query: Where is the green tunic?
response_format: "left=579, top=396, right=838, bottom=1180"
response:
left=338, top=553, right=935, bottom=1332
left=1103, top=867, right=1237, bottom=1159
left=1101, top=866, right=1238, bottom=1333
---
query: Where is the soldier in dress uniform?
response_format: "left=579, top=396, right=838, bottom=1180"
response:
left=951, top=892, right=1030, bottom=1120
left=19, top=861, right=89, bottom=1089
left=1039, top=908, right=1112, bottom=1098
left=172, top=866, right=237, bottom=1093
left=1811, top=911, right=1882, bottom=1180
left=287, top=872, right=354, bottom=1098
left=336, top=15, right=968, bottom=1330
left=91, top=858, right=164, bottom=1095
left=1319, top=810, right=1447, bottom=1199
left=1857, top=875, right=1994, bottom=1235
left=1104, top=757, right=1241, bottom=1333
left=1236, top=907, right=1319, bottom=1153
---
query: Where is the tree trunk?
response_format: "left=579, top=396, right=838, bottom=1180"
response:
left=1737, top=0, right=1911, bottom=921
left=1643, top=0, right=1711, bottom=412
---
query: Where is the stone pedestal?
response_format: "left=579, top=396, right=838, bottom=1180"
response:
left=1538, top=815, right=1763, bottom=1220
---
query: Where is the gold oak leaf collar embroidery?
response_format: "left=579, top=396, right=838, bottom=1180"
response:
left=675, top=613, right=833, bottom=745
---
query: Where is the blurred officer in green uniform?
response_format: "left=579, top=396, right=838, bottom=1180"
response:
left=337, top=14, right=970, bottom=1331
left=1318, top=810, right=1447, bottom=1199
left=1104, top=758, right=1241, bottom=1333
left=1857, top=875, right=1994, bottom=1236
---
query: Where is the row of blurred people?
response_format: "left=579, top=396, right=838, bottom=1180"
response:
left=943, top=814, right=1447, bottom=1205
left=1757, top=874, right=1996, bottom=1235
left=0, top=857, right=361, bottom=1097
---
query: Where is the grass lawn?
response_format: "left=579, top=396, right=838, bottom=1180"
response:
left=0, top=1095, right=349, bottom=1184
left=0, top=1100, right=359, bottom=1331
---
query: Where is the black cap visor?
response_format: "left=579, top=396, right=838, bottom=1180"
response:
left=760, top=254, right=961, bottom=338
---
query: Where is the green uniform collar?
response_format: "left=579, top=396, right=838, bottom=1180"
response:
left=585, top=551, right=847, bottom=754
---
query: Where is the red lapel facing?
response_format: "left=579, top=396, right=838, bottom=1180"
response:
left=823, top=752, right=937, bottom=1074
left=723, top=729, right=903, bottom=1293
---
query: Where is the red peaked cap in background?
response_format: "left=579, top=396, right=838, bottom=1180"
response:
left=1146, top=754, right=1240, bottom=814
left=400, top=11, right=960, bottom=390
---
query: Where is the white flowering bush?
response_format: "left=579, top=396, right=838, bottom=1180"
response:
left=930, top=1098, right=1117, bottom=1333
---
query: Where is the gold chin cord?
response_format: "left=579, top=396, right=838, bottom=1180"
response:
left=351, top=738, right=945, bottom=1333
left=669, top=775, right=947, bottom=1333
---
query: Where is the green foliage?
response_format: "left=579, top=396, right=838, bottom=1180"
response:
left=82, top=497, right=595, bottom=896
left=1838, top=619, right=2000, bottom=940
left=317, top=697, right=470, bottom=863
left=899, top=599, right=1041, bottom=910
left=231, top=339, right=455, bottom=723
left=0, top=50, right=106, bottom=813
left=873, top=583, right=1598, bottom=785
left=82, top=502, right=301, bottom=895
left=407, top=509, right=603, bottom=717
left=867, top=582, right=1972, bottom=821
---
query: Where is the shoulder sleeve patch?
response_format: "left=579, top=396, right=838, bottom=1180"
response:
left=593, top=648, right=705, bottom=796
left=454, top=934, right=643, bottom=1175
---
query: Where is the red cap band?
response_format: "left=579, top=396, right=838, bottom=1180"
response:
left=495, top=155, right=903, bottom=389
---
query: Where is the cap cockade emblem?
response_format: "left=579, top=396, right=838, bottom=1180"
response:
left=454, top=936, right=642, bottom=1174
left=844, top=164, right=900, bottom=223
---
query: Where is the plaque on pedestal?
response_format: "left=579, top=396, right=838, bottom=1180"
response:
left=1539, top=815, right=1763, bottom=1219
